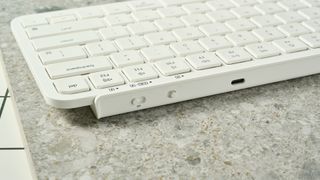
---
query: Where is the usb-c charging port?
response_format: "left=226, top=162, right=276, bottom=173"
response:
left=231, top=78, right=245, bottom=85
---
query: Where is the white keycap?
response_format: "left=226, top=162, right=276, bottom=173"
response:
left=207, top=10, right=237, bottom=22
left=275, top=12, right=305, bottom=24
left=231, top=0, right=258, bottom=6
left=115, top=36, right=148, bottom=50
left=157, top=7, right=187, bottom=17
left=226, top=31, right=259, bottom=46
left=231, top=6, right=260, bottom=18
left=122, top=64, right=158, bottom=82
left=141, top=45, right=175, bottom=61
left=199, top=36, right=233, bottom=51
left=251, top=15, right=282, bottom=28
left=170, top=41, right=204, bottom=56
left=181, top=14, right=211, bottom=26
left=301, top=0, right=320, bottom=7
left=278, top=0, right=307, bottom=11
left=199, top=23, right=231, bottom=36
left=110, top=50, right=145, bottom=67
left=160, top=0, right=202, bottom=6
left=186, top=52, right=222, bottom=70
left=21, top=16, right=48, bottom=27
left=300, top=33, right=320, bottom=48
left=47, top=56, right=113, bottom=79
left=129, top=0, right=162, bottom=11
left=182, top=3, right=210, bottom=13
left=155, top=17, right=185, bottom=30
left=273, top=38, right=308, bottom=53
left=89, top=70, right=125, bottom=89
left=103, top=3, right=131, bottom=14
left=50, top=15, right=77, bottom=24
left=132, top=10, right=161, bottom=21
left=173, top=27, right=205, bottom=41
left=105, top=14, right=134, bottom=26
left=100, top=26, right=130, bottom=40
left=252, top=27, right=286, bottom=41
left=144, top=31, right=177, bottom=45
left=207, top=0, right=236, bottom=10
left=26, top=19, right=106, bottom=39
left=77, top=7, right=105, bottom=19
left=54, top=76, right=90, bottom=94
left=32, top=31, right=100, bottom=51
left=216, top=47, right=252, bottom=64
left=155, top=58, right=191, bottom=76
left=127, top=22, right=158, bottom=35
left=256, top=3, right=284, bottom=14
left=245, top=42, right=281, bottom=58
left=299, top=7, right=320, bottom=19
left=85, top=41, right=118, bottom=56
left=279, top=23, right=311, bottom=36
left=303, top=19, right=320, bottom=32
left=226, top=19, right=257, bottom=31
left=39, top=46, right=87, bottom=65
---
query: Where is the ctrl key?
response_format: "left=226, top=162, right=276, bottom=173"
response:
left=54, top=76, right=90, bottom=94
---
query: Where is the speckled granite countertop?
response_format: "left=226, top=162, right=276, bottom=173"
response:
left=0, top=0, right=320, bottom=179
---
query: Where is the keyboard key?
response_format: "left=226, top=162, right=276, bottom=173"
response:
left=21, top=16, right=48, bottom=27
left=199, top=36, right=233, bottom=51
left=141, top=45, right=175, bottom=62
left=301, top=0, right=320, bottom=7
left=47, top=56, right=113, bottom=79
left=100, top=26, right=130, bottom=40
left=127, top=22, right=158, bottom=35
left=252, top=27, right=285, bottom=41
left=170, top=41, right=204, bottom=56
left=49, top=15, right=77, bottom=24
left=173, top=27, right=205, bottom=41
left=77, top=7, right=105, bottom=19
left=160, top=0, right=202, bottom=6
left=122, top=64, right=158, bottom=82
left=245, top=42, right=281, bottom=58
left=157, top=7, right=187, bottom=17
left=89, top=70, right=125, bottom=89
left=278, top=0, right=307, bottom=11
left=105, top=14, right=134, bottom=26
left=85, top=41, right=118, bottom=56
left=231, top=6, right=261, bottom=18
left=181, top=14, right=211, bottom=26
left=32, top=31, right=100, bottom=51
left=273, top=38, right=308, bottom=53
left=299, top=7, right=320, bottom=19
left=275, top=12, right=306, bottom=24
left=300, top=33, right=320, bottom=48
left=251, top=15, right=282, bottom=27
left=110, top=50, right=145, bottom=67
left=144, top=31, right=177, bottom=45
left=115, top=36, right=148, bottom=50
left=132, top=10, right=161, bottom=21
left=279, top=23, right=311, bottom=36
left=155, top=17, right=185, bottom=30
left=26, top=19, right=106, bottom=39
left=103, top=3, right=131, bottom=14
left=231, top=0, right=258, bottom=6
left=302, top=19, right=320, bottom=32
left=199, top=23, right=231, bottom=36
left=216, top=47, right=252, bottom=64
left=226, top=31, right=259, bottom=46
left=182, top=3, right=210, bottom=13
left=54, top=76, right=90, bottom=94
left=39, top=46, right=87, bottom=65
left=207, top=10, right=237, bottom=22
left=186, top=52, right=222, bottom=70
left=129, top=0, right=162, bottom=11
left=207, top=0, right=236, bottom=10
left=155, top=58, right=191, bottom=76
left=226, top=19, right=257, bottom=31
left=256, top=3, right=284, bottom=14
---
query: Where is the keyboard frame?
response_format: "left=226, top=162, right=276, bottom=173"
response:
left=11, top=3, right=320, bottom=118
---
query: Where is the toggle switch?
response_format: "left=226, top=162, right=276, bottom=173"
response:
left=131, top=96, right=146, bottom=106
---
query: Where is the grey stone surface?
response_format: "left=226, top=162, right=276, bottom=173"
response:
left=0, top=0, right=320, bottom=179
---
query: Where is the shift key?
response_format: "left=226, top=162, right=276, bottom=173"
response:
left=32, top=31, right=100, bottom=51
left=46, top=56, right=113, bottom=79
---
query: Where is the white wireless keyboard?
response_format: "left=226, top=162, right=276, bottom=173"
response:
left=11, top=0, right=320, bottom=118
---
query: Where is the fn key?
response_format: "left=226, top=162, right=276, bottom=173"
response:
left=54, top=76, right=90, bottom=94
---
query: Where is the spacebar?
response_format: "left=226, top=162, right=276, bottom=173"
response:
left=32, top=31, right=100, bottom=51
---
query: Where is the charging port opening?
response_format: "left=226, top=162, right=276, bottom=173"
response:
left=231, top=78, right=245, bottom=85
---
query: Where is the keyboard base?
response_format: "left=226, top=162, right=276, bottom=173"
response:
left=92, top=55, right=320, bottom=118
